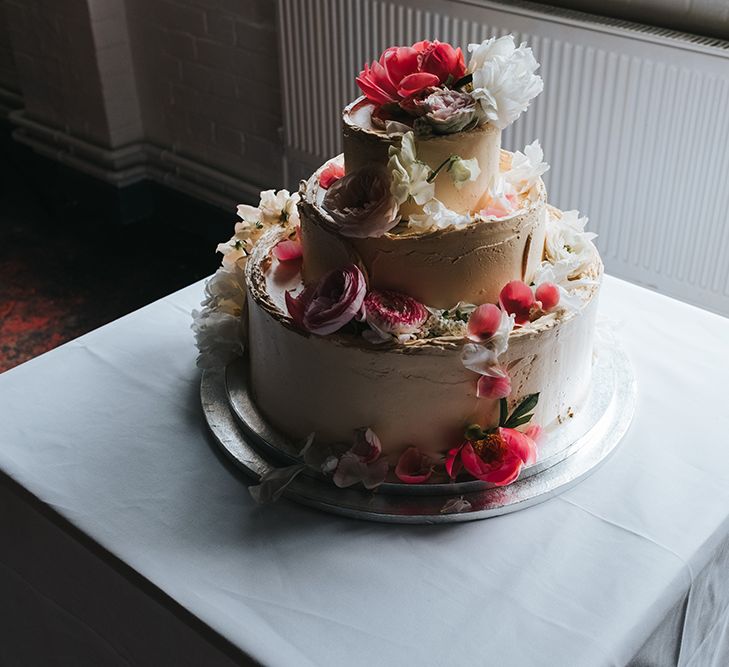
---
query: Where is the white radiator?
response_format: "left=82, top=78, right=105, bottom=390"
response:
left=277, top=0, right=729, bottom=315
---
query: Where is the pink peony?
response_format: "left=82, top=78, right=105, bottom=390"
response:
left=319, top=162, right=345, bottom=189
left=285, top=264, right=366, bottom=336
left=467, top=303, right=502, bottom=342
left=535, top=282, right=560, bottom=311
left=356, top=41, right=466, bottom=107
left=363, top=289, right=428, bottom=338
left=476, top=371, right=512, bottom=399
left=322, top=166, right=400, bottom=238
left=499, top=280, right=534, bottom=325
left=395, top=446, right=433, bottom=484
left=448, top=426, right=537, bottom=485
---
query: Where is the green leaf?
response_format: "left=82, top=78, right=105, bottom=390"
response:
left=504, top=414, right=534, bottom=429
left=499, top=398, right=509, bottom=427
left=511, top=393, right=539, bottom=420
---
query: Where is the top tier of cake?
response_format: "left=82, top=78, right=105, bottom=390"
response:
left=294, top=36, right=548, bottom=309
left=343, top=97, right=502, bottom=215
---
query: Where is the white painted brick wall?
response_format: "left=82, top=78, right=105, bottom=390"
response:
left=0, top=3, right=18, bottom=93
left=2, top=0, right=283, bottom=196
left=125, top=0, right=283, bottom=188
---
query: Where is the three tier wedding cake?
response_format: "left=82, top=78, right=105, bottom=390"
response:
left=193, top=36, right=602, bottom=500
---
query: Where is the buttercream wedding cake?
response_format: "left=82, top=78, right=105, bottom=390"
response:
left=193, top=36, right=602, bottom=501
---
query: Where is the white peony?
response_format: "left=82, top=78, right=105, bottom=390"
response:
left=468, top=35, right=543, bottom=130
left=408, top=198, right=472, bottom=232
left=388, top=132, right=435, bottom=205
left=544, top=209, right=597, bottom=279
left=257, top=189, right=300, bottom=226
left=449, top=157, right=481, bottom=190
left=505, top=140, right=550, bottom=200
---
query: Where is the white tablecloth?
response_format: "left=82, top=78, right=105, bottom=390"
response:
left=1, top=276, right=729, bottom=666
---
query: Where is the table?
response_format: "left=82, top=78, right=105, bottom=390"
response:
left=2, top=276, right=729, bottom=666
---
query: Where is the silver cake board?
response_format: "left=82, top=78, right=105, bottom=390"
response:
left=200, top=343, right=636, bottom=523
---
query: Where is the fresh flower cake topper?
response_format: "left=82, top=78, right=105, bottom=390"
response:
left=356, top=35, right=543, bottom=133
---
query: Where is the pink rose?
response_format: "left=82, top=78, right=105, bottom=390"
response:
left=322, top=166, right=400, bottom=238
left=285, top=264, right=366, bottom=336
left=363, top=289, right=428, bottom=339
left=447, top=427, right=537, bottom=486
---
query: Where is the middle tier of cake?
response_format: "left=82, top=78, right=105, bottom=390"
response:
left=299, top=153, right=547, bottom=309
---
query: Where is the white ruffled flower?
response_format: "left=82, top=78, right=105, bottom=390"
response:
left=388, top=132, right=434, bottom=206
left=449, top=157, right=481, bottom=190
left=545, top=209, right=597, bottom=279
left=468, top=36, right=543, bottom=130
left=408, top=199, right=472, bottom=232
left=257, top=189, right=300, bottom=226
left=191, top=266, right=248, bottom=369
left=505, top=140, right=549, bottom=200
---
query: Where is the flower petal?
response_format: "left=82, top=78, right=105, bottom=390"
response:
left=351, top=427, right=382, bottom=463
left=476, top=371, right=512, bottom=399
left=273, top=239, right=303, bottom=262
left=249, top=464, right=308, bottom=503
left=395, top=446, right=433, bottom=484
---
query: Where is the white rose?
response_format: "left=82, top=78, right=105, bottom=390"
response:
left=545, top=209, right=597, bottom=279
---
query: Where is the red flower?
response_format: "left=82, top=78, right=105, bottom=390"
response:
left=413, top=40, right=466, bottom=84
left=356, top=41, right=465, bottom=106
left=284, top=264, right=366, bottom=336
left=395, top=446, right=433, bottom=484
left=499, top=280, right=534, bottom=325
left=319, top=162, right=345, bottom=189
left=448, top=427, right=537, bottom=486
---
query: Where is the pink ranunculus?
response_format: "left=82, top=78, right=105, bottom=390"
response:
left=356, top=41, right=465, bottom=107
left=395, top=446, right=433, bottom=484
left=322, top=165, right=400, bottom=239
left=363, top=289, right=428, bottom=338
left=499, top=280, right=535, bottom=325
left=459, top=426, right=538, bottom=486
left=476, top=371, right=512, bottom=399
left=467, top=303, right=502, bottom=342
left=273, top=239, right=303, bottom=261
left=535, top=282, right=560, bottom=311
left=319, top=162, right=345, bottom=189
left=285, top=264, right=366, bottom=335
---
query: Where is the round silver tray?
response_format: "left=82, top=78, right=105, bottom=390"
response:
left=201, top=343, right=636, bottom=523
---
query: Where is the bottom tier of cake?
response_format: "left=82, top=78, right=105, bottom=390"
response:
left=244, top=228, right=602, bottom=464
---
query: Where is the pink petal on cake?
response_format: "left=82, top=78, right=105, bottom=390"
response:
left=499, top=280, right=535, bottom=325
left=273, top=239, right=303, bottom=262
left=445, top=443, right=464, bottom=479
left=467, top=303, right=502, bottom=342
left=319, top=162, right=346, bottom=189
left=476, top=371, right=512, bottom=399
left=395, top=446, right=433, bottom=484
left=535, top=282, right=560, bottom=311
left=351, top=427, right=382, bottom=463
left=362, top=458, right=389, bottom=489
left=525, top=424, right=543, bottom=445
left=284, top=285, right=315, bottom=328
left=332, top=452, right=368, bottom=488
